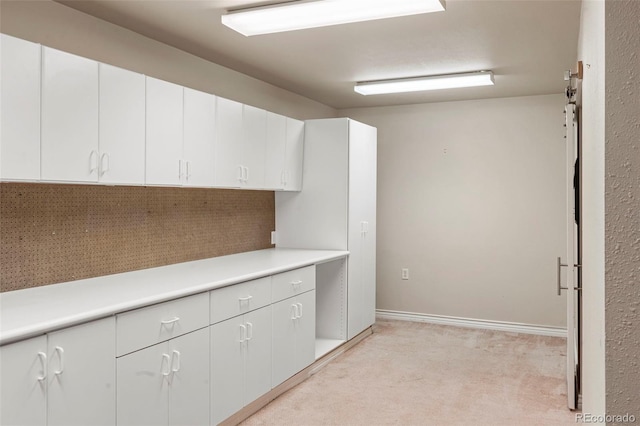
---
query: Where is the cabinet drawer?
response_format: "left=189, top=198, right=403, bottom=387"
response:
left=271, top=266, right=315, bottom=303
left=210, top=277, right=271, bottom=324
left=116, top=292, right=209, bottom=357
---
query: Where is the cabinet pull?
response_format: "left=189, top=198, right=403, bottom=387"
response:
left=171, top=350, right=181, bottom=373
left=161, top=353, right=171, bottom=378
left=237, top=165, right=243, bottom=182
left=291, top=280, right=302, bottom=288
left=296, top=303, right=303, bottom=319
left=53, top=346, right=64, bottom=376
left=89, top=150, right=99, bottom=174
left=239, top=324, right=247, bottom=343
left=290, top=304, right=298, bottom=320
left=281, top=170, right=286, bottom=186
left=244, top=166, right=249, bottom=183
left=37, top=352, right=47, bottom=382
left=238, top=295, right=253, bottom=302
left=100, top=152, right=110, bottom=176
left=186, top=161, right=191, bottom=180
left=161, top=317, right=180, bottom=325
left=246, top=322, right=253, bottom=341
left=178, top=159, right=183, bottom=179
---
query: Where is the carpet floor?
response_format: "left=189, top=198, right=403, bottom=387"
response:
left=241, top=319, right=578, bottom=426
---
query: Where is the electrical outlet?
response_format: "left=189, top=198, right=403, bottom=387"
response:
left=401, top=268, right=409, bottom=280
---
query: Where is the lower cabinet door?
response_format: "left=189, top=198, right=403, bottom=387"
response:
left=47, top=317, right=116, bottom=426
left=210, top=317, right=245, bottom=425
left=0, top=336, right=47, bottom=426
left=294, top=290, right=316, bottom=374
left=243, top=306, right=272, bottom=404
left=271, top=297, right=298, bottom=387
left=168, top=328, right=210, bottom=426
left=272, top=291, right=315, bottom=387
left=117, top=341, right=170, bottom=426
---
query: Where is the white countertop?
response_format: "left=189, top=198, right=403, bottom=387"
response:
left=0, top=248, right=348, bottom=345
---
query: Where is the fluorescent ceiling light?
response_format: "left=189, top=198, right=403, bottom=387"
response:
left=354, top=71, right=495, bottom=95
left=222, top=0, right=446, bottom=36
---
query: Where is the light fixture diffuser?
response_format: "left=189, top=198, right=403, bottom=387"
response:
left=221, top=0, right=446, bottom=36
left=354, top=71, right=495, bottom=95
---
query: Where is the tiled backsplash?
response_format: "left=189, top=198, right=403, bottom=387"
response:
left=0, top=183, right=275, bottom=292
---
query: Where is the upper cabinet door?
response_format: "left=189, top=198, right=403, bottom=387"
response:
left=284, top=118, right=304, bottom=191
left=265, top=112, right=287, bottom=190
left=99, top=63, right=145, bottom=185
left=146, top=77, right=183, bottom=186
left=242, top=105, right=267, bottom=189
left=0, top=34, right=41, bottom=181
left=183, top=88, right=216, bottom=187
left=41, top=47, right=99, bottom=182
left=215, top=97, right=243, bottom=188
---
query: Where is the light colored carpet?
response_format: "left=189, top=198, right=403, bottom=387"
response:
left=242, top=319, right=578, bottom=426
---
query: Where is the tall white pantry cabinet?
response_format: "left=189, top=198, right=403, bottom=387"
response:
left=276, top=118, right=377, bottom=339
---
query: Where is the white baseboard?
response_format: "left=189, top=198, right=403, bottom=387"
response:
left=376, top=309, right=567, bottom=338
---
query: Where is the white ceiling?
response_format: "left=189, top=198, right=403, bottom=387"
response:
left=56, top=0, right=582, bottom=110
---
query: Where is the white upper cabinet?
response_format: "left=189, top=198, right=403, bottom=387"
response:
left=284, top=117, right=304, bottom=191
left=146, top=76, right=184, bottom=186
left=0, top=34, right=41, bottom=181
left=241, top=104, right=267, bottom=189
left=265, top=112, right=287, bottom=190
left=214, top=97, right=244, bottom=188
left=265, top=114, right=304, bottom=191
left=41, top=47, right=99, bottom=182
left=183, top=87, right=216, bottom=187
left=99, top=63, right=145, bottom=185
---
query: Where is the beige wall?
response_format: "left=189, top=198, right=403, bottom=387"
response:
left=341, top=94, right=567, bottom=327
left=604, top=1, right=640, bottom=421
left=0, top=0, right=336, bottom=120
left=577, top=0, right=607, bottom=417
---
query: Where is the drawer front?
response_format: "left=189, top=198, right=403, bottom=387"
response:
left=271, top=265, right=316, bottom=303
left=210, top=277, right=271, bottom=324
left=116, top=292, right=209, bottom=357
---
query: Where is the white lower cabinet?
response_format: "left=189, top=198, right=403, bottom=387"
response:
left=117, top=327, right=209, bottom=426
left=272, top=290, right=316, bottom=387
left=211, top=305, right=272, bottom=425
left=0, top=318, right=116, bottom=426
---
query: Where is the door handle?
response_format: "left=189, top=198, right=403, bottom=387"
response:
left=53, top=346, right=64, bottom=376
left=37, top=352, right=47, bottom=382
left=557, top=257, right=582, bottom=295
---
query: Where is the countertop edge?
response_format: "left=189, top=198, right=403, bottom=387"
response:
left=0, top=248, right=349, bottom=346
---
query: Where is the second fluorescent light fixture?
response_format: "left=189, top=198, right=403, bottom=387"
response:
left=222, top=0, right=446, bottom=36
left=354, top=71, right=495, bottom=95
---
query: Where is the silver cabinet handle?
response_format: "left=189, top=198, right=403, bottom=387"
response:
left=557, top=257, right=582, bottom=295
